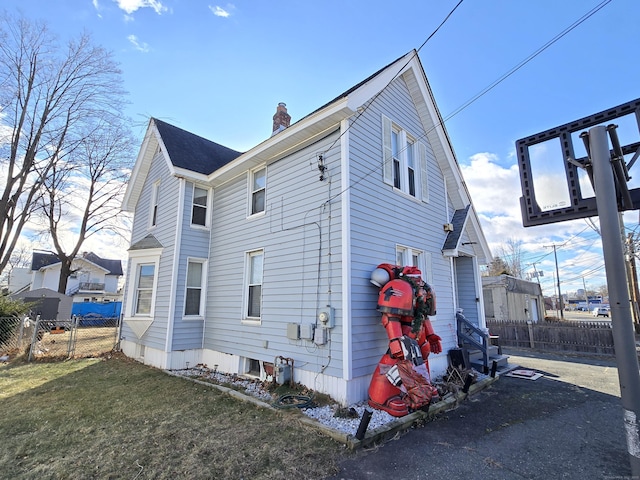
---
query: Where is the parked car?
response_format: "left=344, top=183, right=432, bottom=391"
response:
left=592, top=307, right=609, bottom=317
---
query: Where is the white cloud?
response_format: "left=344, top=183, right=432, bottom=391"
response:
left=127, top=34, right=150, bottom=53
left=461, top=152, right=521, bottom=218
left=114, top=0, right=167, bottom=15
left=209, top=5, right=232, bottom=17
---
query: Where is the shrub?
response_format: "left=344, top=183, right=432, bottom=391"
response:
left=0, top=296, right=33, bottom=317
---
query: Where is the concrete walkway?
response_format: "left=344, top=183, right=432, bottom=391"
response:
left=328, top=348, right=632, bottom=480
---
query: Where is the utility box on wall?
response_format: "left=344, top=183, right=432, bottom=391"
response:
left=313, top=327, right=328, bottom=345
left=300, top=323, right=315, bottom=340
left=286, top=323, right=300, bottom=340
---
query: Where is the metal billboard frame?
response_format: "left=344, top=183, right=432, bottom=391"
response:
left=517, top=97, right=640, bottom=227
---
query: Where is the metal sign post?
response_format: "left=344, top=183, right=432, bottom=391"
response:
left=589, top=125, right=640, bottom=474
left=517, top=98, right=640, bottom=475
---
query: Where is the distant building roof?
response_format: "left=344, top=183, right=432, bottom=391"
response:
left=153, top=118, right=243, bottom=175
left=31, top=251, right=123, bottom=276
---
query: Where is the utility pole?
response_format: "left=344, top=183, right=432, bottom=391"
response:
left=545, top=244, right=564, bottom=319
left=582, top=277, right=590, bottom=312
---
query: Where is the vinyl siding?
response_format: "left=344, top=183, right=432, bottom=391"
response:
left=171, top=181, right=210, bottom=350
left=204, top=130, right=345, bottom=378
left=122, top=152, right=178, bottom=351
left=347, top=75, right=456, bottom=378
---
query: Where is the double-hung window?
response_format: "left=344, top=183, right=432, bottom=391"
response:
left=396, top=245, right=432, bottom=284
left=250, top=167, right=266, bottom=216
left=383, top=115, right=429, bottom=201
left=192, top=186, right=209, bottom=227
left=125, top=248, right=161, bottom=321
left=245, top=250, right=263, bottom=320
left=185, top=259, right=206, bottom=316
left=135, top=264, right=155, bottom=315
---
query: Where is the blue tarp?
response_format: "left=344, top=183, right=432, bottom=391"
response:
left=71, top=302, right=122, bottom=318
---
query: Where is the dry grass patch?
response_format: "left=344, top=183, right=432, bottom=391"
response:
left=0, top=354, right=347, bottom=479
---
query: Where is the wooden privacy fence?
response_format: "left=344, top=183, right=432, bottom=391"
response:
left=486, top=319, right=615, bottom=355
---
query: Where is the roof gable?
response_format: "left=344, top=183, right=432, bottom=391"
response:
left=153, top=119, right=242, bottom=175
left=122, top=50, right=491, bottom=263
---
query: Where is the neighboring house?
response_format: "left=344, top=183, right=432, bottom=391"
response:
left=7, top=267, right=32, bottom=294
left=30, top=252, right=124, bottom=303
left=120, top=50, right=492, bottom=405
left=482, top=275, right=545, bottom=323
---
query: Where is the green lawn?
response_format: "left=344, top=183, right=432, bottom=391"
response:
left=0, top=354, right=346, bottom=479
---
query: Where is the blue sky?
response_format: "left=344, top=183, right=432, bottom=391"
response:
left=4, top=0, right=639, bottom=299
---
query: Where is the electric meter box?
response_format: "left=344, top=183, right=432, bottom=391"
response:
left=317, top=307, right=334, bottom=329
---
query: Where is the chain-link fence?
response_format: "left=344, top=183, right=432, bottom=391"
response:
left=0, top=315, right=121, bottom=361
left=29, top=316, right=121, bottom=360
left=0, top=316, right=35, bottom=357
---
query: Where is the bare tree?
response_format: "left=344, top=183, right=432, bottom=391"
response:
left=496, top=238, right=524, bottom=279
left=0, top=242, right=33, bottom=289
left=485, top=256, right=510, bottom=276
left=39, top=122, right=133, bottom=294
left=0, top=11, right=128, bottom=277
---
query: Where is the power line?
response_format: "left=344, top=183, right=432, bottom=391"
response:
left=323, top=0, right=612, bottom=207
left=441, top=0, right=612, bottom=124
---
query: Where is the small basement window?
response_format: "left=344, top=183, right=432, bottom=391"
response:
left=247, top=358, right=261, bottom=377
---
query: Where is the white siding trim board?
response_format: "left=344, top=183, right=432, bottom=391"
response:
left=165, top=178, right=185, bottom=361
left=340, top=118, right=352, bottom=382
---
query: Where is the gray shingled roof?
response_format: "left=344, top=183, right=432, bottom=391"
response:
left=442, top=205, right=470, bottom=251
left=129, top=234, right=163, bottom=251
left=83, top=252, right=124, bottom=276
left=153, top=118, right=243, bottom=175
left=31, top=252, right=59, bottom=271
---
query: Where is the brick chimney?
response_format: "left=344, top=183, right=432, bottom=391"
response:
left=271, top=102, right=291, bottom=136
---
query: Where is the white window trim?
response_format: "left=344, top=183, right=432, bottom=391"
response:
left=396, top=244, right=433, bottom=285
left=148, top=180, right=161, bottom=229
left=382, top=115, right=429, bottom=203
left=190, top=184, right=211, bottom=229
left=183, top=257, right=207, bottom=319
left=242, top=249, right=264, bottom=324
left=247, top=166, right=266, bottom=218
left=124, top=248, right=162, bottom=320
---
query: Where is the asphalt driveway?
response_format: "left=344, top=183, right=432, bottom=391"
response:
left=329, top=348, right=631, bottom=479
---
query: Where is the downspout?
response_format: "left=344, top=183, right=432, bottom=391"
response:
left=340, top=119, right=352, bottom=382
left=164, top=177, right=186, bottom=368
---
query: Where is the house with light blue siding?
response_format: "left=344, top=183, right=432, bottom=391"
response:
left=120, top=50, right=492, bottom=405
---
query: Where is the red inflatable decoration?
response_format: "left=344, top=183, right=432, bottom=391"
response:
left=368, top=263, right=442, bottom=416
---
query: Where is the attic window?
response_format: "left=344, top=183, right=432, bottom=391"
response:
left=150, top=180, right=160, bottom=228
left=382, top=115, right=429, bottom=202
